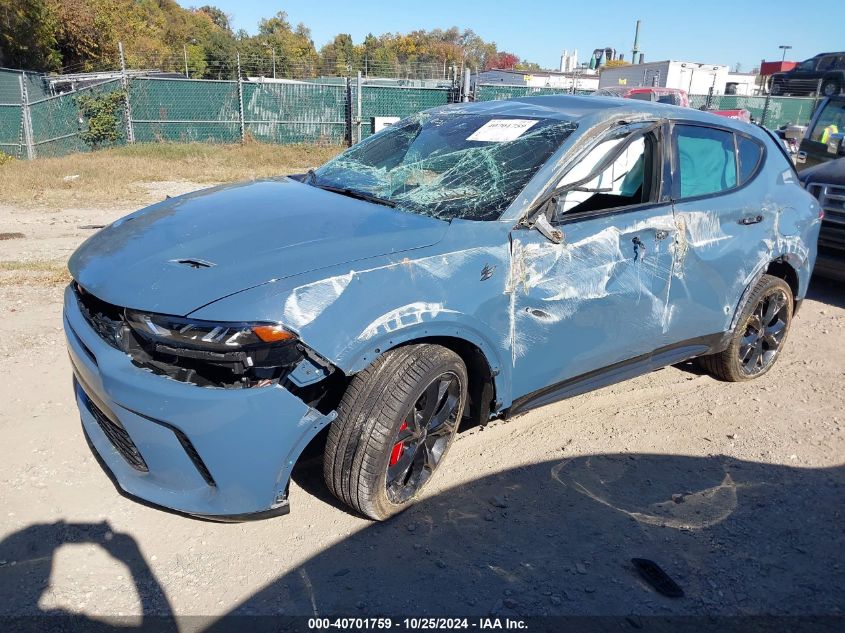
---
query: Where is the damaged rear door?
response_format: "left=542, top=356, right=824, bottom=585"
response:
left=666, top=122, right=776, bottom=341
left=507, top=121, right=679, bottom=400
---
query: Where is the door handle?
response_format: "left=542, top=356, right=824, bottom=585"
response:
left=739, top=214, right=763, bottom=225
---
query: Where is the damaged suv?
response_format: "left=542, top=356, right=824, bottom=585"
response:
left=65, top=96, right=820, bottom=521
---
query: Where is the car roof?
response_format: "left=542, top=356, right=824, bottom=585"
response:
left=438, top=94, right=765, bottom=136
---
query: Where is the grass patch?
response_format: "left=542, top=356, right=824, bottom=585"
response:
left=0, top=260, right=71, bottom=287
left=0, top=142, right=343, bottom=209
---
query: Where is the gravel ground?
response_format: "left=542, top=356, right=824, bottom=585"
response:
left=0, top=184, right=843, bottom=624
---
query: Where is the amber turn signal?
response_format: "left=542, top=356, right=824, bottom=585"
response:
left=251, top=324, right=296, bottom=343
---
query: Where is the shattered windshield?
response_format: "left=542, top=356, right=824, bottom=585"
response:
left=312, top=112, right=577, bottom=221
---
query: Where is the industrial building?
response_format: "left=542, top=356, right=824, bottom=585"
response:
left=598, top=60, right=760, bottom=96
left=473, top=68, right=599, bottom=92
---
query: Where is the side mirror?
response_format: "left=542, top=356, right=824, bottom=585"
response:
left=827, top=132, right=845, bottom=156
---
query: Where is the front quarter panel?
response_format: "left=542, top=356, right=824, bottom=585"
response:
left=190, top=219, right=515, bottom=407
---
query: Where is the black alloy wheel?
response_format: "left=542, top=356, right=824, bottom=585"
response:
left=385, top=371, right=462, bottom=504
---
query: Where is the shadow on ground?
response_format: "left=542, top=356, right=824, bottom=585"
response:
left=0, top=521, right=176, bottom=630
left=238, top=454, right=845, bottom=618
left=806, top=275, right=845, bottom=309
left=1, top=455, right=843, bottom=626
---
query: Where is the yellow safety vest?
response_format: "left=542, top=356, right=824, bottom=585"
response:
left=821, top=124, right=839, bottom=144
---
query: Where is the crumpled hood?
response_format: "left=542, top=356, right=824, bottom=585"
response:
left=69, top=178, right=449, bottom=315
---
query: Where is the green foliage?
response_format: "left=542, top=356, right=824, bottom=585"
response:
left=0, top=3, right=525, bottom=78
left=0, top=150, right=15, bottom=165
left=75, top=90, right=125, bottom=149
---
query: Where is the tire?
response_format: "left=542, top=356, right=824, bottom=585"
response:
left=323, top=344, right=467, bottom=520
left=770, top=80, right=783, bottom=96
left=821, top=79, right=841, bottom=97
left=698, top=274, right=793, bottom=382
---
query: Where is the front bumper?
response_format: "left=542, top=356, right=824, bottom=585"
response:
left=63, top=285, right=335, bottom=519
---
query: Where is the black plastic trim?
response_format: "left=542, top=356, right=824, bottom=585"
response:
left=506, top=332, right=728, bottom=418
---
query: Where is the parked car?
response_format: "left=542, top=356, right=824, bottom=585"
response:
left=594, top=86, right=690, bottom=107
left=795, top=96, right=845, bottom=280
left=770, top=52, right=845, bottom=97
left=65, top=96, right=820, bottom=521
left=799, top=158, right=845, bottom=281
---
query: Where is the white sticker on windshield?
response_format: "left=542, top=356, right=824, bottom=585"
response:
left=467, top=119, right=539, bottom=142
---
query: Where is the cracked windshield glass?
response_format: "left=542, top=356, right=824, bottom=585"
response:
left=312, top=112, right=577, bottom=221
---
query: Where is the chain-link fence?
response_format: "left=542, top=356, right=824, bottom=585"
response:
left=0, top=62, right=828, bottom=161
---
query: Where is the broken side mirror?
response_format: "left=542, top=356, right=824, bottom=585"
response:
left=521, top=196, right=564, bottom=244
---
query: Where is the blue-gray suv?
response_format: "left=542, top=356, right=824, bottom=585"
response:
left=64, top=96, right=821, bottom=521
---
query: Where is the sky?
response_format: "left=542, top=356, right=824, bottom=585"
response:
left=188, top=0, right=840, bottom=72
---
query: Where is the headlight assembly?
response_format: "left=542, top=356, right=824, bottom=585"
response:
left=122, top=310, right=303, bottom=387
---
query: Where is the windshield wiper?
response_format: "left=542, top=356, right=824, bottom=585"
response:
left=312, top=183, right=397, bottom=208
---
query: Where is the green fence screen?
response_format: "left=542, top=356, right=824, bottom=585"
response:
left=0, top=104, right=21, bottom=157
left=130, top=78, right=241, bottom=143
left=358, top=85, right=451, bottom=138
left=2, top=73, right=828, bottom=160
left=687, top=93, right=818, bottom=129
left=244, top=81, right=347, bottom=145
left=29, top=80, right=125, bottom=158
left=475, top=85, right=593, bottom=101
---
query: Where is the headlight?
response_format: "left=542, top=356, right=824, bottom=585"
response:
left=123, top=310, right=303, bottom=388
left=125, top=310, right=295, bottom=351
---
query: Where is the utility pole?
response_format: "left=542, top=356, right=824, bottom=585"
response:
left=272, top=48, right=276, bottom=79
left=183, top=44, right=189, bottom=78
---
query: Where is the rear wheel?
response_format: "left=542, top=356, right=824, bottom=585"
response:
left=323, top=344, right=467, bottom=520
left=698, top=275, right=793, bottom=382
left=821, top=79, right=842, bottom=97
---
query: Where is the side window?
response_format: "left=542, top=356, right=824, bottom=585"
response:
left=673, top=125, right=736, bottom=199
left=552, top=127, right=658, bottom=220
left=837, top=55, right=845, bottom=71
left=809, top=101, right=845, bottom=142
left=736, top=135, right=764, bottom=185
left=818, top=56, right=836, bottom=71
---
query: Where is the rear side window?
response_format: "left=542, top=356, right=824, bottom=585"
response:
left=736, top=135, right=764, bottom=185
left=674, top=125, right=737, bottom=199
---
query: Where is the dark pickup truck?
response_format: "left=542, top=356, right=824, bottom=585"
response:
left=771, top=52, right=845, bottom=97
left=798, top=96, right=845, bottom=280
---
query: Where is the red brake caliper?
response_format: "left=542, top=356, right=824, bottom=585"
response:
left=389, top=421, right=408, bottom=466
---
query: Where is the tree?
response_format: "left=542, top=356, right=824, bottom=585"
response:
left=485, top=52, right=519, bottom=70
left=0, top=0, right=60, bottom=70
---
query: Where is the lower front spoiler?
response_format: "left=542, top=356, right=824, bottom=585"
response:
left=80, top=421, right=291, bottom=523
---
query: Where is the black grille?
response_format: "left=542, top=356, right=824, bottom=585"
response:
left=78, top=384, right=149, bottom=472
left=809, top=182, right=845, bottom=255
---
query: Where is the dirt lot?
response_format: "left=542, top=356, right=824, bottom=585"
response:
left=0, top=174, right=843, bottom=625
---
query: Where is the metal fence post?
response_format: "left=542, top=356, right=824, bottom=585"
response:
left=236, top=52, right=246, bottom=143
left=344, top=76, right=353, bottom=147
left=118, top=42, right=135, bottom=144
left=461, top=68, right=471, bottom=102
left=19, top=74, right=35, bottom=160
left=356, top=71, right=363, bottom=144
left=812, top=78, right=824, bottom=116
left=760, top=92, right=771, bottom=127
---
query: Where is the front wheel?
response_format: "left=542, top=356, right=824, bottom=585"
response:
left=698, top=274, right=793, bottom=382
left=323, top=344, right=467, bottom=520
